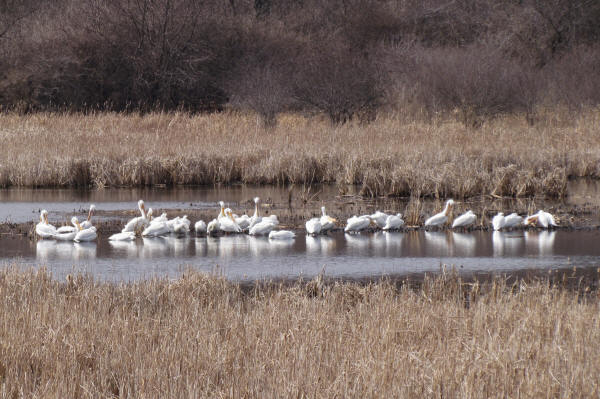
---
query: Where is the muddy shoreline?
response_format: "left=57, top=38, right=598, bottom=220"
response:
left=3, top=196, right=600, bottom=237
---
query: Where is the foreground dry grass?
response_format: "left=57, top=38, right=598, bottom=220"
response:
left=0, top=267, right=599, bottom=397
left=1, top=110, right=600, bottom=198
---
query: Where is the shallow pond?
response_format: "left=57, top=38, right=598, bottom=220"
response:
left=1, top=230, right=599, bottom=282
left=1, top=183, right=599, bottom=282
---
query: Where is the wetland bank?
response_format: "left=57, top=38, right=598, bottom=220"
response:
left=0, top=267, right=599, bottom=397
left=1, top=110, right=600, bottom=198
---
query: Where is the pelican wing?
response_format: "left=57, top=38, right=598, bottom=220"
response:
left=269, top=230, right=296, bottom=240
left=74, top=227, right=97, bottom=242
left=306, top=218, right=322, bottom=235
left=109, top=231, right=136, bottom=241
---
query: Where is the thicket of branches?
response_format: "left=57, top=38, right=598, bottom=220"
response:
left=1, top=0, right=599, bottom=125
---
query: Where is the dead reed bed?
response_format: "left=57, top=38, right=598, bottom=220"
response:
left=0, top=266, right=599, bottom=397
left=1, top=110, right=599, bottom=198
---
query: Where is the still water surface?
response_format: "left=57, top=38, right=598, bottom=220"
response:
left=1, top=183, right=599, bottom=282
left=1, top=230, right=599, bottom=282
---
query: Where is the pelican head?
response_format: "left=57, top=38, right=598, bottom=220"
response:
left=147, top=208, right=154, bottom=220
left=254, top=197, right=260, bottom=204
left=444, top=199, right=455, bottom=215
left=87, top=204, right=96, bottom=220
left=71, top=216, right=79, bottom=226
left=219, top=201, right=226, bottom=217
left=227, top=209, right=236, bottom=221
left=41, top=210, right=49, bottom=224
left=138, top=199, right=146, bottom=213
left=525, top=215, right=539, bottom=226
left=75, top=219, right=82, bottom=231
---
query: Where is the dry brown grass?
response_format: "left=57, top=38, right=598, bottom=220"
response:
left=1, top=109, right=600, bottom=198
left=0, top=266, right=599, bottom=397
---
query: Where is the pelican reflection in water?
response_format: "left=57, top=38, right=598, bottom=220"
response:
left=451, top=232, right=476, bottom=257
left=37, top=240, right=97, bottom=261
left=248, top=236, right=293, bottom=257
left=345, top=233, right=370, bottom=253
left=493, top=231, right=525, bottom=257
left=162, top=236, right=191, bottom=257
left=206, top=235, right=250, bottom=258
left=424, top=231, right=450, bottom=256
left=141, top=237, right=169, bottom=259
left=370, top=231, right=404, bottom=256
left=109, top=239, right=139, bottom=258
left=72, top=242, right=97, bottom=260
left=305, top=235, right=336, bottom=256
left=525, top=231, right=556, bottom=256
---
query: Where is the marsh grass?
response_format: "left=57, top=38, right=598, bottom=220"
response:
left=0, top=266, right=599, bottom=397
left=1, top=110, right=599, bottom=198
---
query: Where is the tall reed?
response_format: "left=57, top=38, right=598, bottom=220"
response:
left=1, top=110, right=599, bottom=198
left=0, top=266, right=598, bottom=397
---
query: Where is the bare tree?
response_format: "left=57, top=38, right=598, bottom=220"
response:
left=293, top=43, right=379, bottom=124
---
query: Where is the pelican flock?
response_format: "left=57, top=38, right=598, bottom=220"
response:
left=34, top=196, right=560, bottom=244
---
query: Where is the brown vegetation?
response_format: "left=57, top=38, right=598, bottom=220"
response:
left=0, top=266, right=598, bottom=397
left=1, top=110, right=599, bottom=198
left=0, top=0, right=599, bottom=125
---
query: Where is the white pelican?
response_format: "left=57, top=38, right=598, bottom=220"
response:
left=249, top=219, right=277, bottom=236
left=194, top=220, right=207, bottom=234
left=108, top=231, right=136, bottom=241
left=264, top=214, right=278, bottom=225
left=57, top=216, right=79, bottom=234
left=492, top=212, right=505, bottom=231
left=57, top=205, right=97, bottom=233
left=424, top=199, right=454, bottom=227
left=217, top=201, right=227, bottom=220
left=452, top=210, right=476, bottom=228
left=249, top=197, right=261, bottom=228
left=235, top=214, right=251, bottom=230
left=504, top=213, right=523, bottom=228
left=248, top=197, right=278, bottom=228
left=55, top=217, right=79, bottom=241
left=74, top=219, right=97, bottom=242
left=320, top=206, right=337, bottom=232
left=525, top=210, right=557, bottom=229
left=150, top=212, right=168, bottom=225
left=172, top=216, right=191, bottom=234
left=370, top=211, right=388, bottom=229
left=382, top=213, right=404, bottom=230
left=344, top=215, right=371, bottom=233
left=219, top=210, right=242, bottom=233
left=306, top=218, right=322, bottom=235
left=268, top=230, right=296, bottom=240
left=122, top=200, right=149, bottom=233
left=207, top=219, right=221, bottom=235
left=142, top=220, right=171, bottom=237
left=36, top=210, right=57, bottom=239
left=80, top=204, right=96, bottom=230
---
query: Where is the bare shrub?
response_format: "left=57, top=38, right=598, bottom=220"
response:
left=545, top=45, right=600, bottom=110
left=293, top=42, right=380, bottom=124
left=0, top=0, right=599, bottom=117
left=407, top=44, right=538, bottom=126
left=225, top=26, right=299, bottom=127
